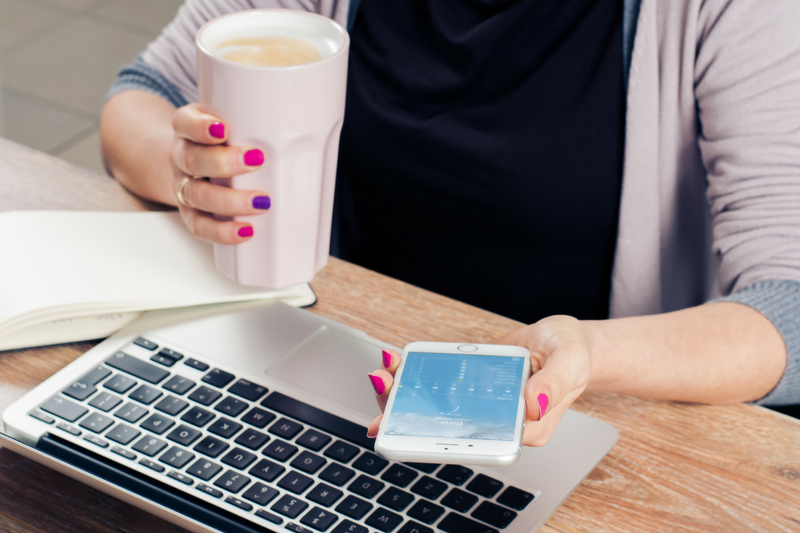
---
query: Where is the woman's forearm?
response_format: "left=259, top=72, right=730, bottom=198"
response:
left=100, top=91, right=179, bottom=206
left=585, top=302, right=787, bottom=403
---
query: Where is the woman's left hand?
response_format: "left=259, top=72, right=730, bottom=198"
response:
left=366, top=315, right=594, bottom=447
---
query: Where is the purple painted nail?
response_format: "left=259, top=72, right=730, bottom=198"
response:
left=238, top=226, right=254, bottom=238
left=368, top=374, right=385, bottom=396
left=244, top=149, right=264, bottom=167
left=537, top=393, right=549, bottom=420
left=252, top=196, right=271, bottom=210
left=382, top=350, right=392, bottom=369
left=209, top=122, right=225, bottom=139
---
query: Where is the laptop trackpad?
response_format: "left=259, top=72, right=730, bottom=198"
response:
left=264, top=326, right=385, bottom=421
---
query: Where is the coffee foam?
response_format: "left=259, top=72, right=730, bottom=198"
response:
left=216, top=36, right=321, bottom=66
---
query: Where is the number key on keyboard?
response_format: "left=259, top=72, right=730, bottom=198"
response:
left=167, top=424, right=202, bottom=446
left=214, top=470, right=251, bottom=494
left=88, top=392, right=122, bottom=412
left=243, top=482, right=279, bottom=506
left=398, top=522, right=433, bottom=533
left=300, top=507, right=338, bottom=531
left=162, top=376, right=196, bottom=395
left=104, top=374, right=137, bottom=394
left=155, top=396, right=189, bottom=416
left=272, top=495, right=308, bottom=519
left=132, top=435, right=168, bottom=457
left=114, top=402, right=148, bottom=423
left=202, top=368, right=235, bottom=388
left=186, top=459, right=222, bottom=481
left=332, top=520, right=368, bottom=533
left=228, top=379, right=268, bottom=401
left=129, top=384, right=163, bottom=405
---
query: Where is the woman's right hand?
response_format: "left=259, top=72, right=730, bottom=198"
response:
left=170, top=103, right=271, bottom=244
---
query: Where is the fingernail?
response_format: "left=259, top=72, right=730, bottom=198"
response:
left=537, top=393, right=549, bottom=420
left=238, top=226, right=254, bottom=238
left=368, top=373, right=385, bottom=395
left=244, top=149, right=264, bottom=166
left=252, top=196, right=271, bottom=210
left=382, top=350, right=392, bottom=369
left=209, top=122, right=225, bottom=139
left=366, top=430, right=377, bottom=439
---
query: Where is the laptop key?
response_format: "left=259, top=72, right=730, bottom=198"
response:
left=202, top=368, right=236, bottom=388
left=319, top=463, right=356, bottom=487
left=89, top=392, right=122, bottom=412
left=106, top=423, right=141, bottom=445
left=139, top=458, right=165, bottom=473
left=240, top=407, right=276, bottom=429
left=278, top=471, right=314, bottom=494
left=158, top=348, right=183, bottom=361
left=441, top=488, right=478, bottom=513
left=225, top=496, right=253, bottom=512
left=132, top=435, right=168, bottom=457
left=335, top=495, right=373, bottom=520
left=243, top=482, right=279, bottom=506
left=63, top=366, right=111, bottom=401
left=57, top=422, right=82, bottom=436
left=162, top=376, right=196, bottom=395
left=181, top=406, right=215, bottom=427
left=159, top=446, right=195, bottom=469
left=381, top=464, right=418, bottom=488
left=151, top=353, right=178, bottom=367
left=398, top=522, right=433, bottom=533
left=79, top=413, right=114, bottom=434
left=436, top=465, right=473, bottom=486
left=111, top=446, right=137, bottom=460
left=194, top=435, right=229, bottom=458
left=352, top=452, right=388, bottom=476
left=323, top=441, right=359, bottom=463
left=184, top=358, right=209, bottom=372
left=466, top=474, right=504, bottom=499
left=332, top=520, right=368, bottom=533
left=348, top=475, right=385, bottom=499
left=129, top=384, right=163, bottom=405
left=411, top=476, right=447, bottom=500
left=168, top=470, right=193, bottom=485
left=406, top=499, right=444, bottom=524
left=214, top=470, right=251, bottom=494
left=272, top=494, right=308, bottom=519
left=365, top=507, right=403, bottom=532
left=471, top=501, right=518, bottom=529
left=221, top=448, right=257, bottom=470
left=496, top=486, right=534, bottom=511
left=255, top=509, right=283, bottom=525
left=106, top=352, right=169, bottom=384
left=166, top=424, right=202, bottom=446
left=228, top=379, right=269, bottom=401
left=438, top=512, right=498, bottom=533
left=188, top=386, right=222, bottom=406
left=406, top=463, right=439, bottom=474
left=297, top=429, right=331, bottom=451
left=307, top=483, right=344, bottom=507
left=133, top=337, right=158, bottom=351
left=377, top=487, right=414, bottom=512
left=291, top=450, right=327, bottom=474
left=249, top=458, right=285, bottom=482
left=208, top=417, right=243, bottom=439
left=155, top=396, right=189, bottom=416
left=140, top=413, right=175, bottom=435
left=41, top=396, right=88, bottom=422
left=300, top=507, right=339, bottom=531
left=235, top=428, right=269, bottom=450
left=263, top=439, right=298, bottom=462
left=30, top=411, right=55, bottom=424
left=215, top=396, right=248, bottom=417
left=104, top=374, right=137, bottom=394
left=114, top=402, right=148, bottom=423
left=187, top=459, right=223, bottom=481
left=196, top=483, right=223, bottom=498
left=268, top=417, right=304, bottom=440
left=83, top=434, right=109, bottom=448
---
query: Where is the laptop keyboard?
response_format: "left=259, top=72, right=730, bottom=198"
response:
left=30, top=337, right=535, bottom=533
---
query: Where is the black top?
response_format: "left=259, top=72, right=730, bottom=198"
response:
left=333, top=0, right=625, bottom=323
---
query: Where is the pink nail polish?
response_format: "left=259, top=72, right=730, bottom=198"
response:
left=368, top=373, right=385, bottom=395
left=382, top=350, right=392, bottom=369
left=366, top=430, right=377, bottom=439
left=209, top=122, right=225, bottom=139
left=537, top=393, right=549, bottom=420
left=238, top=226, right=254, bottom=238
left=244, top=149, right=264, bottom=167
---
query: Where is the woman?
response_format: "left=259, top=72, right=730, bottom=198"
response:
left=100, top=0, right=800, bottom=446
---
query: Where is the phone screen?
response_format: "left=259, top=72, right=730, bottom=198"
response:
left=385, top=351, right=526, bottom=441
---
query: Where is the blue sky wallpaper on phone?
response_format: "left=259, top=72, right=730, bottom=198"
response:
left=385, top=352, right=525, bottom=441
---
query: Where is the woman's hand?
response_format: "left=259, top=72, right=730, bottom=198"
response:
left=366, top=315, right=593, bottom=447
left=170, top=103, right=271, bottom=244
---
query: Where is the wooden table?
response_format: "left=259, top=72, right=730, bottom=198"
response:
left=1, top=137, right=799, bottom=533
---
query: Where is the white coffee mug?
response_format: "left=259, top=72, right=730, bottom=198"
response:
left=196, top=9, right=349, bottom=288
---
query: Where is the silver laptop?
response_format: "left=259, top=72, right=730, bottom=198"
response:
left=1, top=300, right=618, bottom=533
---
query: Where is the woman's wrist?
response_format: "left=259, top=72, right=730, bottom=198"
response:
left=581, top=318, right=622, bottom=392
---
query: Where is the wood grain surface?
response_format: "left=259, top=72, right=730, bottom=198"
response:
left=1, top=137, right=799, bottom=533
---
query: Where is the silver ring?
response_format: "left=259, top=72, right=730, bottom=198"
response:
left=177, top=176, right=193, bottom=208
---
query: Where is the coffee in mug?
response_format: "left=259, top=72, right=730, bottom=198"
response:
left=215, top=36, right=321, bottom=66
left=196, top=9, right=349, bottom=289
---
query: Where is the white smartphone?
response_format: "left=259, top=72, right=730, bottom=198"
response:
left=375, top=341, right=531, bottom=466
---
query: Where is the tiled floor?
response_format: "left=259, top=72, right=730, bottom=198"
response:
left=0, top=0, right=183, bottom=175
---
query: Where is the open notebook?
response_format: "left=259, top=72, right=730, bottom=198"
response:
left=0, top=211, right=316, bottom=351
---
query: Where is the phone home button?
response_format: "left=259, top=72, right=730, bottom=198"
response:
left=457, top=344, right=478, bottom=352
